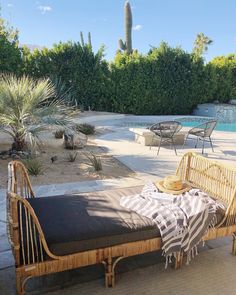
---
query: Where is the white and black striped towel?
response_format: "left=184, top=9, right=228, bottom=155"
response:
left=120, top=181, right=224, bottom=267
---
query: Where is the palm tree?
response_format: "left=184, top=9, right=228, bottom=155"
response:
left=193, top=33, right=213, bottom=59
left=0, top=75, right=71, bottom=151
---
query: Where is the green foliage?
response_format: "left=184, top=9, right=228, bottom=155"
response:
left=22, top=38, right=110, bottom=110
left=0, top=19, right=22, bottom=74
left=192, top=33, right=213, bottom=59
left=110, top=43, right=215, bottom=115
left=209, top=54, right=236, bottom=102
left=0, top=75, right=71, bottom=151
left=86, top=153, right=102, bottom=171
left=75, top=123, right=95, bottom=135
left=118, top=1, right=133, bottom=54
left=67, top=152, right=78, bottom=162
left=23, top=159, right=43, bottom=176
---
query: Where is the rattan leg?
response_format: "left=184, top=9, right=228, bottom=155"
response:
left=103, top=256, right=124, bottom=288
left=16, top=272, right=24, bottom=295
left=232, top=233, right=236, bottom=255
left=174, top=252, right=183, bottom=269
left=104, top=256, right=114, bottom=288
left=16, top=271, right=32, bottom=295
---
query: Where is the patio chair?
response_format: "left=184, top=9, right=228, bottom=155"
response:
left=149, top=121, right=182, bottom=155
left=182, top=119, right=217, bottom=154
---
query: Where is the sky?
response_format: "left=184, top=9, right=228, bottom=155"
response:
left=1, top=0, right=236, bottom=61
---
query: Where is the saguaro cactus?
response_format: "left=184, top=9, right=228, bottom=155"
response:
left=118, top=1, right=133, bottom=54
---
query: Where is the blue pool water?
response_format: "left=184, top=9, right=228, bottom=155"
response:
left=178, top=117, right=236, bottom=132
left=123, top=117, right=236, bottom=132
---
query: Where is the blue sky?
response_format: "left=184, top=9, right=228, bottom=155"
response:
left=1, top=0, right=236, bottom=61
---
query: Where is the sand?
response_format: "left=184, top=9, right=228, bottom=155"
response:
left=0, top=137, right=134, bottom=189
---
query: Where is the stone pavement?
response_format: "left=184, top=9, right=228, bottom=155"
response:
left=45, top=244, right=236, bottom=295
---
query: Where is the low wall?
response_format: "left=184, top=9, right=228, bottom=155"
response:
left=193, top=103, right=236, bottom=122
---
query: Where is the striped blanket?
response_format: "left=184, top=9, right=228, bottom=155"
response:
left=120, top=182, right=224, bottom=267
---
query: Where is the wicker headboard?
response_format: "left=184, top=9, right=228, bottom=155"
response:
left=176, top=152, right=236, bottom=226
left=6, top=161, right=58, bottom=267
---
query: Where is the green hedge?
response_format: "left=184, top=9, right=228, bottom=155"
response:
left=209, top=54, right=236, bottom=102
left=1, top=17, right=234, bottom=115
left=22, top=41, right=110, bottom=110
left=109, top=43, right=216, bottom=114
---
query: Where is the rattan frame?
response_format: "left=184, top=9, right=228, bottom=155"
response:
left=7, top=152, right=236, bottom=294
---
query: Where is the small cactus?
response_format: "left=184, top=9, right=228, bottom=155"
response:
left=88, top=32, right=92, bottom=47
left=80, top=31, right=92, bottom=48
left=118, top=1, right=133, bottom=54
left=80, top=31, right=85, bottom=47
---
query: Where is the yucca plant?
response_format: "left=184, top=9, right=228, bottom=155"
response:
left=0, top=75, right=71, bottom=151
left=22, top=159, right=43, bottom=176
left=67, top=152, right=78, bottom=162
left=85, top=152, right=102, bottom=171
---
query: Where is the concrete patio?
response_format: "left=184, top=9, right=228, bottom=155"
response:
left=1, top=113, right=236, bottom=294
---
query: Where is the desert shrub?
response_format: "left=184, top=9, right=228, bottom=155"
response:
left=54, top=129, right=65, bottom=139
left=22, top=159, right=43, bottom=176
left=85, top=153, right=102, bottom=171
left=75, top=123, right=95, bottom=135
left=67, top=152, right=78, bottom=162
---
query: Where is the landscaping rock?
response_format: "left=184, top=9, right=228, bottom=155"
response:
left=51, top=156, right=58, bottom=163
left=0, top=150, right=9, bottom=156
left=64, top=131, right=87, bottom=149
left=11, top=153, right=21, bottom=160
left=0, top=154, right=9, bottom=160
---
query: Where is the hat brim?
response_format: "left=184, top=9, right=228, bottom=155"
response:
left=156, top=181, right=191, bottom=195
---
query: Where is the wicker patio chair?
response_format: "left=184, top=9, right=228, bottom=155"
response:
left=182, top=119, right=217, bottom=154
left=149, top=121, right=182, bottom=155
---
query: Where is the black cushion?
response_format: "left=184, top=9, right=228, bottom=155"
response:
left=27, top=186, right=160, bottom=256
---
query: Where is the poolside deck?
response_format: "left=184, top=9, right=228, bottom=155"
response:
left=1, top=112, right=236, bottom=294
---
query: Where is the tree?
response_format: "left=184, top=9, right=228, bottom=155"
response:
left=0, top=75, right=71, bottom=151
left=0, top=18, right=22, bottom=73
left=193, top=33, right=213, bottom=58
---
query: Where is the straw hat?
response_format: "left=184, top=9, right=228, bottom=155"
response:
left=156, top=175, right=191, bottom=195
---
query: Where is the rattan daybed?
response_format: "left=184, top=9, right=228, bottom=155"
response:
left=6, top=152, right=236, bottom=294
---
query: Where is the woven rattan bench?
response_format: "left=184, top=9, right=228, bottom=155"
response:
left=6, top=152, right=236, bottom=294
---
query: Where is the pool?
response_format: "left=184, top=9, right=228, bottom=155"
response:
left=178, top=117, right=236, bottom=132
left=122, top=117, right=236, bottom=132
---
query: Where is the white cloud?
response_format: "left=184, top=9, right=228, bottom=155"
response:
left=133, top=24, right=142, bottom=31
left=7, top=3, right=14, bottom=8
left=38, top=5, right=52, bottom=14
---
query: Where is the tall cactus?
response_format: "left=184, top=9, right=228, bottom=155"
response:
left=118, top=1, right=133, bottom=54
